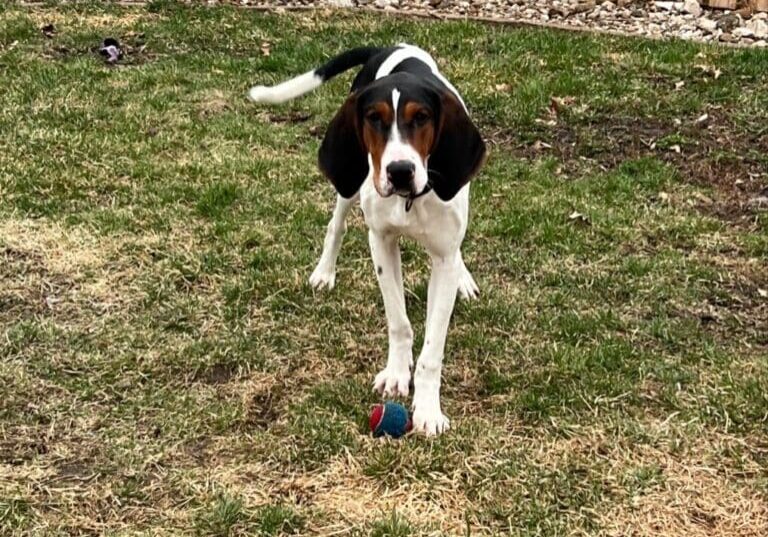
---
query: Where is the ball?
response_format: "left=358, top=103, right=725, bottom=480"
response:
left=369, top=401, right=413, bottom=438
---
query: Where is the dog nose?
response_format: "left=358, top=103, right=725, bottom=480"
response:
left=386, top=160, right=415, bottom=190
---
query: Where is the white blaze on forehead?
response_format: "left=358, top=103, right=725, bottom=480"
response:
left=378, top=87, right=429, bottom=195
left=390, top=89, right=401, bottom=142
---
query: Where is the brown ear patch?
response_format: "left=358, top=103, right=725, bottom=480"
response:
left=402, top=101, right=436, bottom=162
left=361, top=101, right=394, bottom=196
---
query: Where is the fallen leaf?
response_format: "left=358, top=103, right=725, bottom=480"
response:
left=549, top=96, right=577, bottom=116
left=494, top=83, right=510, bottom=92
left=692, top=192, right=714, bottom=205
left=670, top=144, right=681, bottom=153
left=532, top=140, right=552, bottom=151
left=568, top=211, right=591, bottom=226
left=758, top=289, right=767, bottom=298
left=675, top=81, right=685, bottom=89
left=694, top=64, right=722, bottom=79
left=260, top=41, right=271, bottom=57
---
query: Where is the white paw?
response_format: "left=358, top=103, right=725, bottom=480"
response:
left=373, top=366, right=411, bottom=398
left=411, top=393, right=450, bottom=436
left=458, top=266, right=479, bottom=301
left=309, top=263, right=336, bottom=290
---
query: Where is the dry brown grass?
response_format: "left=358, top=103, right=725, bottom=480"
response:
left=24, top=10, right=152, bottom=30
left=3, top=3, right=767, bottom=535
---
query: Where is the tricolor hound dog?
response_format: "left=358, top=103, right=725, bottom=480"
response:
left=249, top=44, right=486, bottom=435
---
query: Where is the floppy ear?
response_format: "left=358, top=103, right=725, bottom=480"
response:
left=318, top=94, right=368, bottom=199
left=429, top=94, right=487, bottom=201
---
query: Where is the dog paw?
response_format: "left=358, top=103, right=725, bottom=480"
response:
left=458, top=266, right=479, bottom=301
left=373, top=367, right=411, bottom=398
left=309, top=263, right=336, bottom=291
left=411, top=396, right=450, bottom=436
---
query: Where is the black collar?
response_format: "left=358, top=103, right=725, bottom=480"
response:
left=403, top=185, right=433, bottom=212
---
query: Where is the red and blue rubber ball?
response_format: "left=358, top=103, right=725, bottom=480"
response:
left=369, top=401, right=413, bottom=438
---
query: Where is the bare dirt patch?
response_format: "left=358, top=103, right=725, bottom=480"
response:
left=490, top=111, right=768, bottom=226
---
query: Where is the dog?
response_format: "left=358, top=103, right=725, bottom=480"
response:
left=248, top=44, right=486, bottom=435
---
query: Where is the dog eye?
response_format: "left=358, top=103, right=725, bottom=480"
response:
left=366, top=111, right=383, bottom=124
left=412, top=111, right=430, bottom=124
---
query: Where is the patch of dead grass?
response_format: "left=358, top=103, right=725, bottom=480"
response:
left=0, top=218, right=138, bottom=322
left=209, top=453, right=472, bottom=534
left=25, top=9, right=152, bottom=31
left=541, top=421, right=768, bottom=537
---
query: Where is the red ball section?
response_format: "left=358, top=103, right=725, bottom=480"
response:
left=369, top=404, right=384, bottom=432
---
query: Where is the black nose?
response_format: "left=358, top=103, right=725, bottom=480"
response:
left=386, top=160, right=415, bottom=190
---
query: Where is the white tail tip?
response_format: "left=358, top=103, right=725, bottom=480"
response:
left=248, top=85, right=280, bottom=104
left=247, top=71, right=323, bottom=105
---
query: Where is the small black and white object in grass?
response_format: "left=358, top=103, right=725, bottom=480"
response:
left=369, top=402, right=412, bottom=438
left=99, top=37, right=122, bottom=64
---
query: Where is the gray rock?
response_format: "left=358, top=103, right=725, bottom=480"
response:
left=747, top=19, right=768, bottom=39
left=733, top=27, right=754, bottom=38
left=716, top=13, right=741, bottom=33
left=697, top=17, right=718, bottom=32
left=683, top=0, right=701, bottom=16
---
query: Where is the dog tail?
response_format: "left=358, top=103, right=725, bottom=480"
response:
left=248, top=47, right=384, bottom=104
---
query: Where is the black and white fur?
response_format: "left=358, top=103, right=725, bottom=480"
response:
left=249, top=44, right=486, bottom=436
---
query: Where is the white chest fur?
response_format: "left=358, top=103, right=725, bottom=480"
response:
left=359, top=176, right=469, bottom=259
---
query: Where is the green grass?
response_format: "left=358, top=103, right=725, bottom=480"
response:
left=1, top=3, right=767, bottom=536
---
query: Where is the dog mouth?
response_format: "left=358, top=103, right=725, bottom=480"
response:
left=395, top=180, right=432, bottom=199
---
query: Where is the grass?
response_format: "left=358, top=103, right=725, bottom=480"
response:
left=1, top=2, right=767, bottom=536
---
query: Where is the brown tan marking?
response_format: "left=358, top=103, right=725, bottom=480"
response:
left=361, top=101, right=394, bottom=196
left=402, top=101, right=436, bottom=162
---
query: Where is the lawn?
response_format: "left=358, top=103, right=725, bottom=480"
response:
left=1, top=2, right=767, bottom=536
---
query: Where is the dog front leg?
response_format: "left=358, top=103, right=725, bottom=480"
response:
left=310, top=193, right=357, bottom=290
left=412, top=251, right=460, bottom=435
left=369, top=230, right=413, bottom=398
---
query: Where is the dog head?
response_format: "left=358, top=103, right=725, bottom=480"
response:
left=319, top=72, right=486, bottom=201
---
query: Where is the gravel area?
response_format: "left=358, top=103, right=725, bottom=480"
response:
left=244, top=0, right=768, bottom=47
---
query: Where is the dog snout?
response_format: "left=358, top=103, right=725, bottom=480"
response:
left=386, top=160, right=416, bottom=191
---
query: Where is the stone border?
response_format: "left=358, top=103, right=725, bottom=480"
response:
left=17, top=1, right=757, bottom=48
